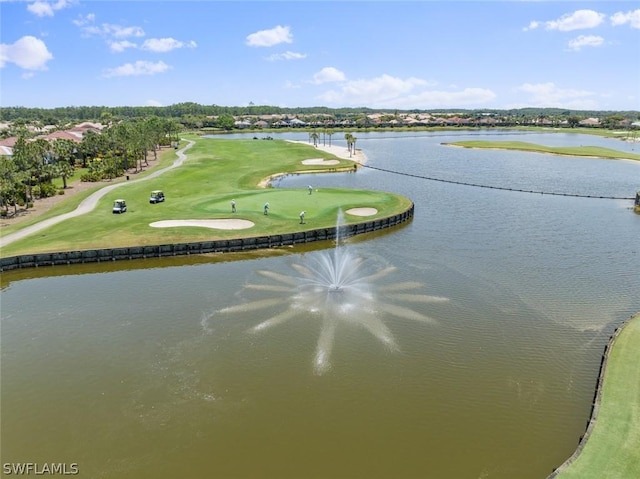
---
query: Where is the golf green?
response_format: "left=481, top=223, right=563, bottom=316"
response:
left=1, top=137, right=412, bottom=257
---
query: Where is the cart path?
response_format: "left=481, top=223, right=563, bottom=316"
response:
left=0, top=140, right=195, bottom=249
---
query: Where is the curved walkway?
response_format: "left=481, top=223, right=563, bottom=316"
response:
left=0, top=140, right=195, bottom=249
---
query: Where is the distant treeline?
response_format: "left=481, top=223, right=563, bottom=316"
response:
left=1, top=103, right=638, bottom=124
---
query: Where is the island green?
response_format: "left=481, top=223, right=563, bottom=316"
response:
left=0, top=136, right=412, bottom=257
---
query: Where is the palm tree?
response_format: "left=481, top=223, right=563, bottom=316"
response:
left=55, top=160, right=75, bottom=189
left=79, top=130, right=103, bottom=167
left=310, top=131, right=320, bottom=147
left=52, top=138, right=77, bottom=186
left=344, top=133, right=353, bottom=157
left=344, top=133, right=357, bottom=157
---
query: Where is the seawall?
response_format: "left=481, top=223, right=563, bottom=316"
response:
left=0, top=204, right=413, bottom=272
left=547, top=311, right=640, bottom=477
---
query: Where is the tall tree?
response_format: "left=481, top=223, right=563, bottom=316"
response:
left=0, top=155, right=21, bottom=215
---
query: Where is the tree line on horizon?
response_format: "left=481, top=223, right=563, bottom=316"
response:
left=1, top=103, right=638, bottom=126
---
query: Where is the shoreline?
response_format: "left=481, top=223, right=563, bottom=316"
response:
left=549, top=312, right=640, bottom=478
left=0, top=205, right=415, bottom=271
left=286, top=139, right=368, bottom=164
left=255, top=140, right=367, bottom=188
left=443, top=142, right=640, bottom=163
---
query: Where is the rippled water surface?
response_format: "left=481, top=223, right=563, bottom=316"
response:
left=2, top=131, right=639, bottom=478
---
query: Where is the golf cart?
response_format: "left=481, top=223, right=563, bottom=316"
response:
left=149, top=190, right=165, bottom=204
left=112, top=199, right=127, bottom=214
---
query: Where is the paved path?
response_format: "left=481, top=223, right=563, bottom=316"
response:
left=0, top=140, right=195, bottom=249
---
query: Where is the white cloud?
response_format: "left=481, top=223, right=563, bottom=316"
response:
left=516, top=82, right=596, bottom=109
left=81, top=22, right=145, bottom=39
left=401, top=88, right=497, bottom=109
left=312, top=67, right=346, bottom=84
left=343, top=74, right=427, bottom=98
left=146, top=100, right=163, bottom=107
left=141, top=38, right=197, bottom=52
left=246, top=25, right=292, bottom=47
left=567, top=35, right=604, bottom=51
left=109, top=40, right=137, bottom=53
left=610, top=9, right=640, bottom=28
left=27, top=0, right=73, bottom=17
left=103, top=60, right=171, bottom=78
left=0, top=35, right=53, bottom=70
left=75, top=15, right=195, bottom=56
left=72, top=13, right=95, bottom=27
left=544, top=9, right=605, bottom=31
left=266, top=51, right=306, bottom=61
left=523, top=21, right=540, bottom=31
left=106, top=24, right=145, bottom=39
left=318, top=74, right=439, bottom=107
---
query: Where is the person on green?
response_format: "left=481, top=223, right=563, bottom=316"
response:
left=231, top=199, right=236, bottom=213
left=264, top=202, right=269, bottom=215
left=299, top=211, right=306, bottom=224
left=308, top=185, right=313, bottom=195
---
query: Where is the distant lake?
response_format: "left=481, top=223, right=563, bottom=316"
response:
left=2, top=130, right=639, bottom=479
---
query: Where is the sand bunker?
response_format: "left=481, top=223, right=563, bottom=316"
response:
left=302, top=158, right=340, bottom=165
left=150, top=219, right=255, bottom=230
left=346, top=207, right=378, bottom=216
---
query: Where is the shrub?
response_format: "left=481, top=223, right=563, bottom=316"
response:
left=81, top=172, right=103, bottom=182
left=39, top=183, right=58, bottom=198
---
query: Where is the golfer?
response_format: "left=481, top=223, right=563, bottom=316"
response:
left=299, top=211, right=306, bottom=224
left=231, top=199, right=236, bottom=213
left=264, top=202, right=269, bottom=215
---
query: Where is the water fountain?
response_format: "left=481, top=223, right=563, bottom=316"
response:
left=204, top=212, right=450, bottom=374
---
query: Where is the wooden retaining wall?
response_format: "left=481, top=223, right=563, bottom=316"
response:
left=0, top=204, right=413, bottom=272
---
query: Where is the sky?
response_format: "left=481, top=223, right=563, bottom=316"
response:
left=1, top=0, right=639, bottom=111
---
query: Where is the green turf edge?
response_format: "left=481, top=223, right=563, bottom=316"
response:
left=445, top=141, right=640, bottom=161
left=1, top=136, right=412, bottom=257
left=0, top=141, right=187, bottom=238
left=550, top=312, right=640, bottom=478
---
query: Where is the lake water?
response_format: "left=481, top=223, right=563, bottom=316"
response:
left=2, top=130, right=639, bottom=478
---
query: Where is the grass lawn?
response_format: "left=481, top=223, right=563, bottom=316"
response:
left=446, top=141, right=640, bottom=161
left=1, top=136, right=412, bottom=257
left=555, top=313, right=640, bottom=478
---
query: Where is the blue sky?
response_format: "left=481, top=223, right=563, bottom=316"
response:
left=1, top=1, right=639, bottom=110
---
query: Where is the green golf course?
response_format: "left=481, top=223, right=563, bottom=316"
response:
left=0, top=136, right=412, bottom=257
left=554, top=313, right=640, bottom=478
left=1, top=132, right=638, bottom=477
left=446, top=140, right=640, bottom=161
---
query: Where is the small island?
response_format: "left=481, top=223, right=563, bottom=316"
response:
left=444, top=140, right=640, bottom=162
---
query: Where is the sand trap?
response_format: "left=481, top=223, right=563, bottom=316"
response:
left=302, top=158, right=340, bottom=165
left=150, top=219, right=255, bottom=230
left=346, top=207, right=378, bottom=216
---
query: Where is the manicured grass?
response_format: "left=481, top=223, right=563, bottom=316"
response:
left=447, top=141, right=640, bottom=161
left=0, top=144, right=184, bottom=239
left=556, top=313, right=640, bottom=478
left=1, top=137, right=412, bottom=256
